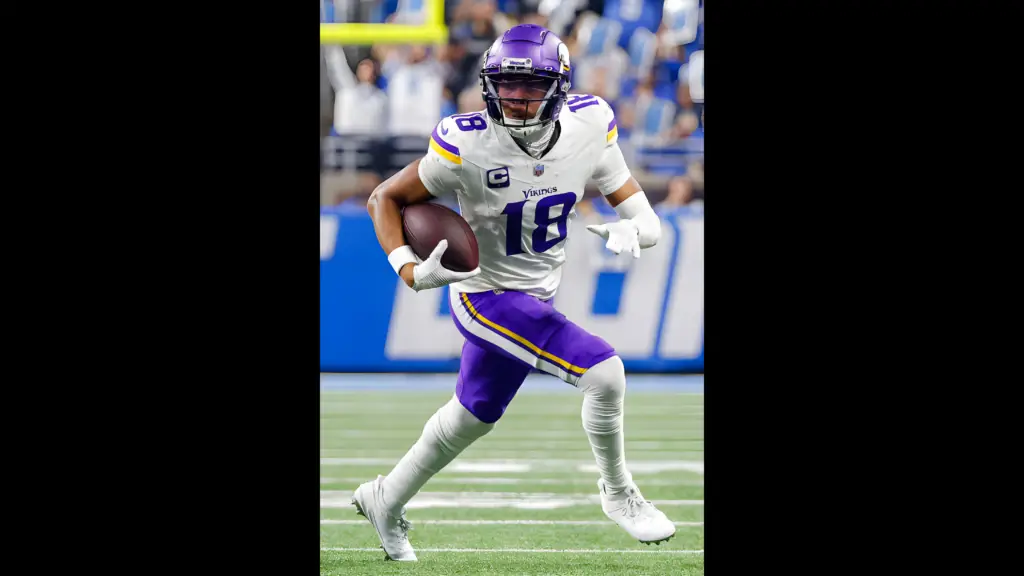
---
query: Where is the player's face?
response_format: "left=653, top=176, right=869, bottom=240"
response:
left=494, top=77, right=553, bottom=121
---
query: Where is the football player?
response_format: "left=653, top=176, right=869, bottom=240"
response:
left=359, top=24, right=674, bottom=561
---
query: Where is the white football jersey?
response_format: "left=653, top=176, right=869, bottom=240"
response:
left=418, top=94, right=631, bottom=300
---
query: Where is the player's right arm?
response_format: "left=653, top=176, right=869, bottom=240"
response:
left=367, top=118, right=479, bottom=290
left=366, top=159, right=432, bottom=288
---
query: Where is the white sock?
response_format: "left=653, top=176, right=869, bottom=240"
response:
left=380, top=394, right=494, bottom=515
left=578, top=356, right=630, bottom=494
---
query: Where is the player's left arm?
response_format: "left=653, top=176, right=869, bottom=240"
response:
left=586, top=141, right=662, bottom=258
left=584, top=96, right=661, bottom=257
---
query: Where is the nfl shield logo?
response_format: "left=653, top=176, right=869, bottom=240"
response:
left=534, top=164, right=544, bottom=177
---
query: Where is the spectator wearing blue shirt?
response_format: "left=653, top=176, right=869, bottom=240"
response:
left=602, top=0, right=662, bottom=51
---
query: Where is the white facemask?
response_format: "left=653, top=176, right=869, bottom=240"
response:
left=507, top=122, right=556, bottom=159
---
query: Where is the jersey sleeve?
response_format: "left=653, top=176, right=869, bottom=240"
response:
left=589, top=96, right=631, bottom=195
left=595, top=95, right=619, bottom=147
left=591, top=141, right=632, bottom=196
left=418, top=117, right=463, bottom=198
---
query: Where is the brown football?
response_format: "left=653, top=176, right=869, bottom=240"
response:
left=402, top=202, right=479, bottom=272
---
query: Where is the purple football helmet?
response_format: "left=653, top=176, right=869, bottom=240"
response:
left=479, top=24, right=572, bottom=132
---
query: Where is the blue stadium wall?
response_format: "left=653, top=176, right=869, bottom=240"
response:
left=321, top=204, right=703, bottom=373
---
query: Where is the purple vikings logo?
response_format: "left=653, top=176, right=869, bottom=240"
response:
left=534, top=164, right=545, bottom=177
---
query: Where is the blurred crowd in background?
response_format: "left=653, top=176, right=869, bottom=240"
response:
left=320, top=0, right=703, bottom=212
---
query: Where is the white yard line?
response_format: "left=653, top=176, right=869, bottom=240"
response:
left=319, top=458, right=704, bottom=475
left=320, top=491, right=703, bottom=509
left=321, top=547, right=703, bottom=554
left=320, top=431, right=705, bottom=440
left=321, top=519, right=703, bottom=526
left=578, top=461, right=704, bottom=474
left=320, top=451, right=703, bottom=459
left=320, top=476, right=702, bottom=486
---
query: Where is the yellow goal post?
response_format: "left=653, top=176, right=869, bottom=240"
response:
left=320, top=0, right=448, bottom=45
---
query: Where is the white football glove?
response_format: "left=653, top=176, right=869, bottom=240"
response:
left=586, top=219, right=642, bottom=259
left=409, top=239, right=481, bottom=291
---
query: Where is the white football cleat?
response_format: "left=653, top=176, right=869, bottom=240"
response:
left=599, top=479, right=677, bottom=544
left=351, top=475, right=417, bottom=561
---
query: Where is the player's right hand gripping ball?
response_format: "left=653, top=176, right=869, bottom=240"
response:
left=402, top=202, right=480, bottom=291
left=411, top=239, right=481, bottom=291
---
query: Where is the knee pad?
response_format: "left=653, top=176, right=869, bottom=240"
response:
left=578, top=356, right=626, bottom=400
left=430, top=395, right=495, bottom=454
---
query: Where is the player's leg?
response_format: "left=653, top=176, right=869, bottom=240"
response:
left=351, top=339, right=531, bottom=561
left=577, top=355, right=675, bottom=543
left=450, top=289, right=629, bottom=486
left=380, top=339, right=531, bottom=503
left=450, top=288, right=675, bottom=543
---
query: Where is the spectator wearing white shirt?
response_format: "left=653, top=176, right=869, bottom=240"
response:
left=325, top=49, right=389, bottom=136
left=323, top=50, right=389, bottom=204
left=386, top=45, right=445, bottom=136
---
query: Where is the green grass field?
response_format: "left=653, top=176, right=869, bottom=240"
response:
left=320, top=380, right=703, bottom=575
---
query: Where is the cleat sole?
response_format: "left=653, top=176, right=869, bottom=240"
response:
left=639, top=533, right=676, bottom=546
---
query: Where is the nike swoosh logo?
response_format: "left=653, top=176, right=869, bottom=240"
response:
left=441, top=126, right=449, bottom=135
